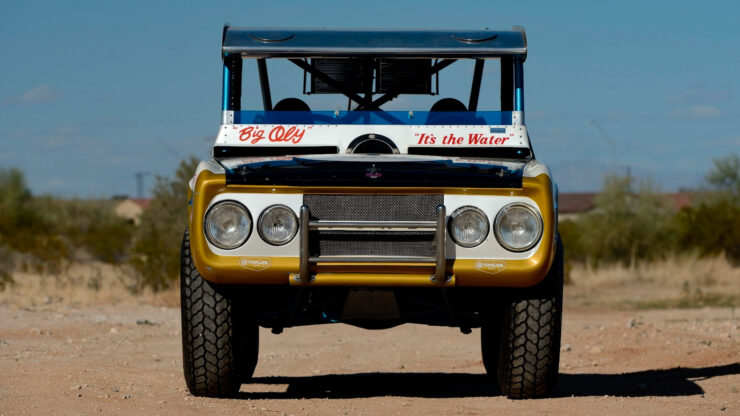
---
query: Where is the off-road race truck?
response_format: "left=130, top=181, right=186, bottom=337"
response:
left=181, top=26, right=562, bottom=399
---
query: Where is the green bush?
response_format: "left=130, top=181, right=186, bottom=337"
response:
left=0, top=167, right=67, bottom=273
left=574, top=174, right=673, bottom=266
left=673, top=199, right=740, bottom=264
left=32, top=197, right=134, bottom=264
left=559, top=154, right=740, bottom=268
left=129, top=157, right=199, bottom=291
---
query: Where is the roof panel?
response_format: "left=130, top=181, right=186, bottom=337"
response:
left=222, top=27, right=527, bottom=58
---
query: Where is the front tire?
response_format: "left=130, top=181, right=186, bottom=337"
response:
left=180, top=229, right=258, bottom=397
left=496, top=238, right=563, bottom=398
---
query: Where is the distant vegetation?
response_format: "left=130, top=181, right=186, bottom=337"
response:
left=128, top=156, right=198, bottom=292
left=0, top=154, right=738, bottom=293
left=559, top=154, right=740, bottom=275
left=0, top=157, right=197, bottom=293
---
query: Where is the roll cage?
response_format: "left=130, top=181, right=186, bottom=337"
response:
left=220, top=26, right=528, bottom=120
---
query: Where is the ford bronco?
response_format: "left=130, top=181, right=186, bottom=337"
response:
left=181, top=26, right=562, bottom=399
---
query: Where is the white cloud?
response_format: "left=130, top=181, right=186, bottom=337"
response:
left=671, top=105, right=721, bottom=120
left=669, top=88, right=730, bottom=105
left=4, top=84, right=61, bottom=105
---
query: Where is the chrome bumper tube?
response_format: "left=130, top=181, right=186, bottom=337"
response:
left=297, top=204, right=448, bottom=285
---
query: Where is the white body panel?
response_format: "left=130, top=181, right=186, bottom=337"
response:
left=215, top=123, right=529, bottom=152
left=203, top=192, right=543, bottom=260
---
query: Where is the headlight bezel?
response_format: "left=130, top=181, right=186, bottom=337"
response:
left=448, top=206, right=490, bottom=248
left=493, top=203, right=543, bottom=252
left=257, top=204, right=299, bottom=246
left=203, top=200, right=252, bottom=250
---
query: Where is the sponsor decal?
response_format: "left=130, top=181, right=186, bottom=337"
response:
left=239, top=126, right=307, bottom=144
left=239, top=257, right=271, bottom=271
left=474, top=261, right=506, bottom=275
left=414, top=132, right=511, bottom=146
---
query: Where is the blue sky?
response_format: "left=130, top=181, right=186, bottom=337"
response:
left=1, top=0, right=738, bottom=197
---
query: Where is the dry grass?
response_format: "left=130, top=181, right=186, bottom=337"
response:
left=566, top=253, right=740, bottom=308
left=2, top=253, right=738, bottom=311
left=0, top=261, right=179, bottom=308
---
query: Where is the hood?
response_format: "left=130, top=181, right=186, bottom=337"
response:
left=217, top=154, right=527, bottom=188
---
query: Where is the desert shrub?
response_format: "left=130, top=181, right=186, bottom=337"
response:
left=673, top=198, right=740, bottom=264
left=576, top=174, right=674, bottom=266
left=129, top=157, right=199, bottom=291
left=560, top=155, right=740, bottom=268
left=0, top=242, right=14, bottom=291
left=671, top=154, right=740, bottom=263
left=32, top=197, right=134, bottom=264
left=705, top=154, right=740, bottom=202
left=0, top=167, right=67, bottom=273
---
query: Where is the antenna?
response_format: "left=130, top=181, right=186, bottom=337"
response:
left=134, top=172, right=150, bottom=199
left=589, top=120, right=615, bottom=172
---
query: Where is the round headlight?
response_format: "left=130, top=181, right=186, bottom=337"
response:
left=258, top=205, right=298, bottom=246
left=204, top=201, right=251, bottom=249
left=449, top=206, right=489, bottom=248
left=494, top=203, right=543, bottom=252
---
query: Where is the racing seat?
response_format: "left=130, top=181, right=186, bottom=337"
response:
left=273, top=98, right=311, bottom=111
left=428, top=98, right=467, bottom=124
left=430, top=98, right=467, bottom=112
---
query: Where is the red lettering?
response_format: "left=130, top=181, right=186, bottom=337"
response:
left=240, top=125, right=306, bottom=144
left=415, top=133, right=436, bottom=145
left=469, top=134, right=510, bottom=145
left=268, top=125, right=305, bottom=144
left=468, top=134, right=484, bottom=144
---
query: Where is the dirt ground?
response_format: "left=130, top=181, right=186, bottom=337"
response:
left=0, top=294, right=738, bottom=416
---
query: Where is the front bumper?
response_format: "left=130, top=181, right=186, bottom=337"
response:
left=189, top=171, right=556, bottom=288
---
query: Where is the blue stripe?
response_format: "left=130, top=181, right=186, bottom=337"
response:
left=233, top=111, right=514, bottom=125
left=514, top=59, right=524, bottom=111
left=222, top=59, right=230, bottom=111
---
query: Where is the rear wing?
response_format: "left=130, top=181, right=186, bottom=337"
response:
left=222, top=27, right=527, bottom=58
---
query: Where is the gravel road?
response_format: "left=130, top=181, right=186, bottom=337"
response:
left=0, top=303, right=737, bottom=415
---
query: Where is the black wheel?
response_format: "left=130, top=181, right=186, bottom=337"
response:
left=180, top=229, right=258, bottom=397
left=496, top=238, right=563, bottom=399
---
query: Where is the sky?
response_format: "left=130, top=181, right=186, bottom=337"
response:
left=1, top=0, right=739, bottom=198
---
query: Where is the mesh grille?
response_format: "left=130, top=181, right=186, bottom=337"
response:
left=304, top=194, right=442, bottom=221
left=310, top=231, right=435, bottom=257
left=304, top=194, right=442, bottom=257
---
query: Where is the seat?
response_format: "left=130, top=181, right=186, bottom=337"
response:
left=273, top=98, right=311, bottom=111
left=429, top=98, right=467, bottom=112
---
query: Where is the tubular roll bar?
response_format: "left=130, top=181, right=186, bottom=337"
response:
left=297, top=205, right=448, bottom=285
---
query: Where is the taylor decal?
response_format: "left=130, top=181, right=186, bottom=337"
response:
left=239, top=257, right=272, bottom=271
left=474, top=261, right=506, bottom=274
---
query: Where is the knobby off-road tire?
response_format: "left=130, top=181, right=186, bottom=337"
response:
left=496, top=238, right=564, bottom=399
left=181, top=229, right=258, bottom=398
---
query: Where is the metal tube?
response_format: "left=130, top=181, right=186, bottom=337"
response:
left=433, top=205, right=447, bottom=284
left=289, top=58, right=368, bottom=107
left=222, top=54, right=242, bottom=112
left=299, top=205, right=310, bottom=283
left=468, top=59, right=484, bottom=111
left=515, top=58, right=524, bottom=112
left=257, top=58, right=273, bottom=111
left=222, top=57, right=230, bottom=111
left=500, top=56, right=514, bottom=112
left=309, top=220, right=437, bottom=230
left=309, top=256, right=436, bottom=264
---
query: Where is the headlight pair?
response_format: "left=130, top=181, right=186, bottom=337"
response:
left=449, top=204, right=542, bottom=252
left=204, top=202, right=297, bottom=249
